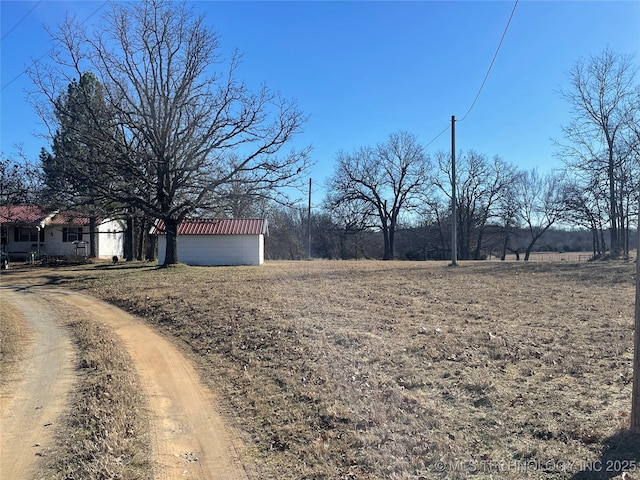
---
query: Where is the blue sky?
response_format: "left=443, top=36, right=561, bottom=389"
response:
left=1, top=1, right=639, bottom=204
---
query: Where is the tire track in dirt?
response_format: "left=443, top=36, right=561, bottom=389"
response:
left=0, top=286, right=76, bottom=480
left=38, top=287, right=249, bottom=480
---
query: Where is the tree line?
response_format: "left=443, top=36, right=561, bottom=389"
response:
left=1, top=0, right=638, bottom=264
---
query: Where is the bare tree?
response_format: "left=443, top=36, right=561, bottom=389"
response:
left=29, top=0, right=310, bottom=266
left=0, top=153, right=41, bottom=205
left=434, top=151, right=516, bottom=260
left=323, top=195, right=373, bottom=260
left=420, top=194, right=452, bottom=258
left=517, top=169, right=567, bottom=261
left=494, top=175, right=523, bottom=260
left=563, top=178, right=609, bottom=257
left=558, top=48, right=639, bottom=258
left=326, top=131, right=431, bottom=260
left=633, top=213, right=640, bottom=432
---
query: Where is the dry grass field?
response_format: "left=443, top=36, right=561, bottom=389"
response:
left=33, top=260, right=640, bottom=478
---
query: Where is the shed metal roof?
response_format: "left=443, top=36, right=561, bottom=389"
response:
left=152, top=218, right=268, bottom=236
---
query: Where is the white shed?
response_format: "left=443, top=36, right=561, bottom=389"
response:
left=152, top=218, right=268, bottom=266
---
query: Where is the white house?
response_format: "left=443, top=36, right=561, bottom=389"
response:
left=0, top=205, right=125, bottom=260
left=152, top=218, right=268, bottom=266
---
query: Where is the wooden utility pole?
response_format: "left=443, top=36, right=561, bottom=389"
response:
left=450, top=115, right=458, bottom=266
left=631, top=218, right=640, bottom=432
left=307, top=177, right=312, bottom=260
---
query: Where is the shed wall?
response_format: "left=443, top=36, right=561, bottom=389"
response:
left=157, top=234, right=264, bottom=266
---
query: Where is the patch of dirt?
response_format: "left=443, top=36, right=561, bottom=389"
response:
left=54, top=290, right=249, bottom=479
left=0, top=287, right=76, bottom=479
left=0, top=276, right=249, bottom=479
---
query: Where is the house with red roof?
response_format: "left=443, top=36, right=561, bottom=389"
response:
left=150, top=218, right=268, bottom=266
left=0, top=205, right=125, bottom=261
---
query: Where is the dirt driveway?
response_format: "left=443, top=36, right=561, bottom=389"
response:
left=0, top=272, right=249, bottom=480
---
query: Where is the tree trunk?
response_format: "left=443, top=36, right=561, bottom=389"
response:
left=125, top=217, right=134, bottom=261
left=507, top=247, right=520, bottom=261
left=474, top=228, right=484, bottom=260
left=89, top=216, right=97, bottom=258
left=631, top=218, right=640, bottom=432
left=146, top=232, right=156, bottom=261
left=135, top=217, right=151, bottom=261
left=524, top=244, right=533, bottom=261
left=382, top=225, right=391, bottom=260
left=461, top=217, right=469, bottom=260
left=524, top=224, right=553, bottom=261
left=163, top=218, right=179, bottom=266
left=608, top=152, right=619, bottom=257
left=624, top=214, right=630, bottom=259
left=619, top=193, right=626, bottom=257
left=500, top=231, right=509, bottom=261
left=388, top=219, right=396, bottom=260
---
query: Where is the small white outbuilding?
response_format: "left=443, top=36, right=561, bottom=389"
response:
left=152, top=218, right=268, bottom=266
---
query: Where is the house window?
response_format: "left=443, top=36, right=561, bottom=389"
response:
left=1, top=226, right=7, bottom=245
left=63, top=227, right=83, bottom=243
left=14, top=226, right=41, bottom=243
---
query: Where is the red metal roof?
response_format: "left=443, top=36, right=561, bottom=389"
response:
left=48, top=211, right=92, bottom=225
left=152, top=218, right=268, bottom=236
left=0, top=206, right=98, bottom=226
left=0, top=205, right=51, bottom=224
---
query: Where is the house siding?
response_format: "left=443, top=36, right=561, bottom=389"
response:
left=96, top=220, right=125, bottom=258
left=1, top=215, right=124, bottom=260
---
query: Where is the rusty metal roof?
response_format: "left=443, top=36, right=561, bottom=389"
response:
left=152, top=218, right=268, bottom=236
left=48, top=211, right=92, bottom=225
left=0, top=205, right=51, bottom=224
left=0, top=205, right=101, bottom=226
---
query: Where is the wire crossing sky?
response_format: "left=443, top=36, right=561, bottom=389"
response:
left=458, top=0, right=519, bottom=123
left=1, top=1, right=638, bottom=203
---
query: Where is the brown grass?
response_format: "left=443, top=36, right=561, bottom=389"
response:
left=37, top=312, right=152, bottom=479
left=43, top=260, right=640, bottom=478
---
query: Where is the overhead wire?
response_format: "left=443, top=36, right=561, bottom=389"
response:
left=458, top=0, right=519, bottom=123
left=1, top=1, right=108, bottom=92
left=1, top=1, right=42, bottom=42
left=422, top=0, right=519, bottom=150
left=424, top=123, right=451, bottom=150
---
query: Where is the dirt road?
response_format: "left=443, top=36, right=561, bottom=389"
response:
left=0, top=287, right=75, bottom=480
left=0, top=281, right=249, bottom=480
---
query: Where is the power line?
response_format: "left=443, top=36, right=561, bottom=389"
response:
left=1, top=1, right=42, bottom=42
left=459, top=0, right=519, bottom=123
left=422, top=0, right=518, bottom=151
left=1, top=1, right=108, bottom=92
left=424, top=123, right=451, bottom=150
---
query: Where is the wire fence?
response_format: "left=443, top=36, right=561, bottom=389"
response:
left=495, top=252, right=593, bottom=262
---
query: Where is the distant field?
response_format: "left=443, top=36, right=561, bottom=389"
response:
left=494, top=252, right=595, bottom=262
left=495, top=251, right=638, bottom=263
left=63, top=260, right=638, bottom=479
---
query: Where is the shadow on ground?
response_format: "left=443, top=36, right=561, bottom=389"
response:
left=571, top=430, right=640, bottom=479
left=92, top=262, right=158, bottom=271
